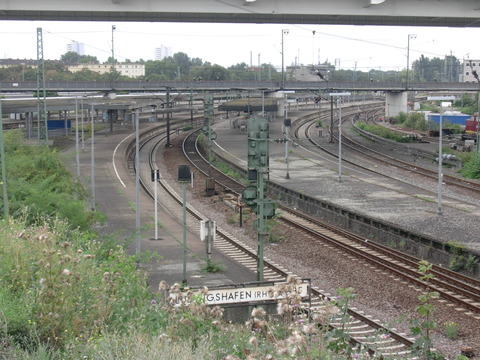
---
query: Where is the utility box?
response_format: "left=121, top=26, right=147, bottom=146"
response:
left=205, top=177, right=215, bottom=197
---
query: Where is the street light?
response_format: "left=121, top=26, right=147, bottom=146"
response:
left=406, top=34, right=416, bottom=90
left=281, top=29, right=289, bottom=89
left=427, top=96, right=455, bottom=215
left=330, top=92, right=351, bottom=183
left=111, top=25, right=116, bottom=90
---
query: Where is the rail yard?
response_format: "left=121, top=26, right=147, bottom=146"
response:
left=2, top=94, right=480, bottom=358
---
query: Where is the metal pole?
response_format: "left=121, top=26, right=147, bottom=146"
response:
left=330, top=96, right=334, bottom=143
left=285, top=124, right=290, bottom=179
left=281, top=29, right=288, bottom=89
left=438, top=108, right=443, bottom=216
left=206, top=220, right=212, bottom=261
left=281, top=30, right=285, bottom=89
left=111, top=25, right=116, bottom=90
left=0, top=98, right=9, bottom=218
left=75, top=98, right=80, bottom=177
left=154, top=169, right=159, bottom=240
left=182, top=181, right=187, bottom=284
left=90, top=103, right=95, bottom=211
left=135, top=110, right=141, bottom=253
left=338, top=98, right=343, bottom=183
left=257, top=169, right=265, bottom=281
left=165, top=87, right=171, bottom=147
left=81, top=96, right=85, bottom=152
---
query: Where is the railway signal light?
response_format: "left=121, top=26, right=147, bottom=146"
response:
left=242, top=185, right=275, bottom=218
left=203, top=95, right=214, bottom=120
left=242, top=185, right=257, bottom=211
left=247, top=117, right=269, bottom=170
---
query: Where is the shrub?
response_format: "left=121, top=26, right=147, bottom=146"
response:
left=0, top=219, right=153, bottom=349
left=443, top=321, right=459, bottom=340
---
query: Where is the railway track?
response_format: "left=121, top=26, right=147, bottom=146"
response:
left=126, top=125, right=419, bottom=358
left=183, top=126, right=480, bottom=315
left=295, top=110, right=480, bottom=197
left=348, top=119, right=480, bottom=194
left=126, top=109, right=480, bottom=357
left=179, top=128, right=421, bottom=357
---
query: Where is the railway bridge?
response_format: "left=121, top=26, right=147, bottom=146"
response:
left=1, top=0, right=480, bottom=28
left=2, top=80, right=480, bottom=117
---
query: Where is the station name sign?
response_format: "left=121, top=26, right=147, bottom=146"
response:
left=203, top=282, right=309, bottom=305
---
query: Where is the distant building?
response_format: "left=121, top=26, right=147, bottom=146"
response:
left=67, top=41, right=85, bottom=55
left=154, top=45, right=173, bottom=61
left=462, top=60, right=480, bottom=83
left=0, top=59, right=37, bottom=68
left=67, top=63, right=145, bottom=78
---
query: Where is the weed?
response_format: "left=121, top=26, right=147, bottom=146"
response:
left=200, top=258, right=226, bottom=273
left=443, top=321, right=459, bottom=340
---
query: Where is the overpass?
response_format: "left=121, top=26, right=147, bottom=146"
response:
left=2, top=80, right=480, bottom=93
left=1, top=0, right=480, bottom=28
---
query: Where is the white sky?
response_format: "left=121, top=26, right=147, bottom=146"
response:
left=0, top=20, right=479, bottom=71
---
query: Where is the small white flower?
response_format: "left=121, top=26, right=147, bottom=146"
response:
left=62, top=269, right=71, bottom=276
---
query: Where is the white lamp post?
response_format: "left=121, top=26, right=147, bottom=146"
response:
left=281, top=29, right=289, bottom=89
left=330, top=92, right=351, bottom=183
left=427, top=96, right=455, bottom=215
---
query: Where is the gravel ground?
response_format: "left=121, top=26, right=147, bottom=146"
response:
left=157, top=133, right=480, bottom=359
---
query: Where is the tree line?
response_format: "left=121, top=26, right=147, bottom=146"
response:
left=0, top=51, right=463, bottom=83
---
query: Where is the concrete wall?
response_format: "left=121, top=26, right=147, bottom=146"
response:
left=385, top=91, right=408, bottom=118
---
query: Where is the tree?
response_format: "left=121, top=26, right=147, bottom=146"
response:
left=61, top=51, right=81, bottom=64
left=412, top=55, right=460, bottom=82
left=61, top=52, right=99, bottom=64
left=189, top=64, right=228, bottom=80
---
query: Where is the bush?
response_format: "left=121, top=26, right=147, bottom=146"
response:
left=357, top=123, right=414, bottom=143
left=1, top=130, right=103, bottom=229
left=0, top=219, right=153, bottom=349
left=460, top=154, right=480, bottom=179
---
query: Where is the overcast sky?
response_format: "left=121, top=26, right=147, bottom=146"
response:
left=0, top=20, right=478, bottom=71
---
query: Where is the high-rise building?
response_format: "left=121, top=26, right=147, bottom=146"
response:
left=463, top=60, right=480, bottom=83
left=154, top=45, right=173, bottom=60
left=67, top=41, right=85, bottom=55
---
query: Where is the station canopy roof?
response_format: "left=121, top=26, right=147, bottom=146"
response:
left=218, top=98, right=278, bottom=112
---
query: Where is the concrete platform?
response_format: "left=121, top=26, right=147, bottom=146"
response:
left=211, top=113, right=480, bottom=256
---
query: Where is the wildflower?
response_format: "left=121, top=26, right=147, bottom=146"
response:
left=150, top=300, right=156, bottom=305
left=302, top=323, right=317, bottom=335
left=251, top=307, right=266, bottom=318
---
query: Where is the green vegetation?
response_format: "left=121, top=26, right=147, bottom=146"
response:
left=392, top=111, right=428, bottom=132
left=200, top=258, right=226, bottom=273
left=446, top=241, right=480, bottom=273
left=410, top=261, right=443, bottom=360
left=443, top=321, right=460, bottom=340
left=1, top=128, right=472, bottom=359
left=459, top=153, right=480, bottom=179
left=212, top=159, right=248, bottom=185
left=454, top=93, right=478, bottom=115
left=357, top=122, right=415, bottom=143
left=1, top=130, right=104, bottom=229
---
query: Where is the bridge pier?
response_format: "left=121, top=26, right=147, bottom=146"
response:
left=385, top=91, right=408, bottom=119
